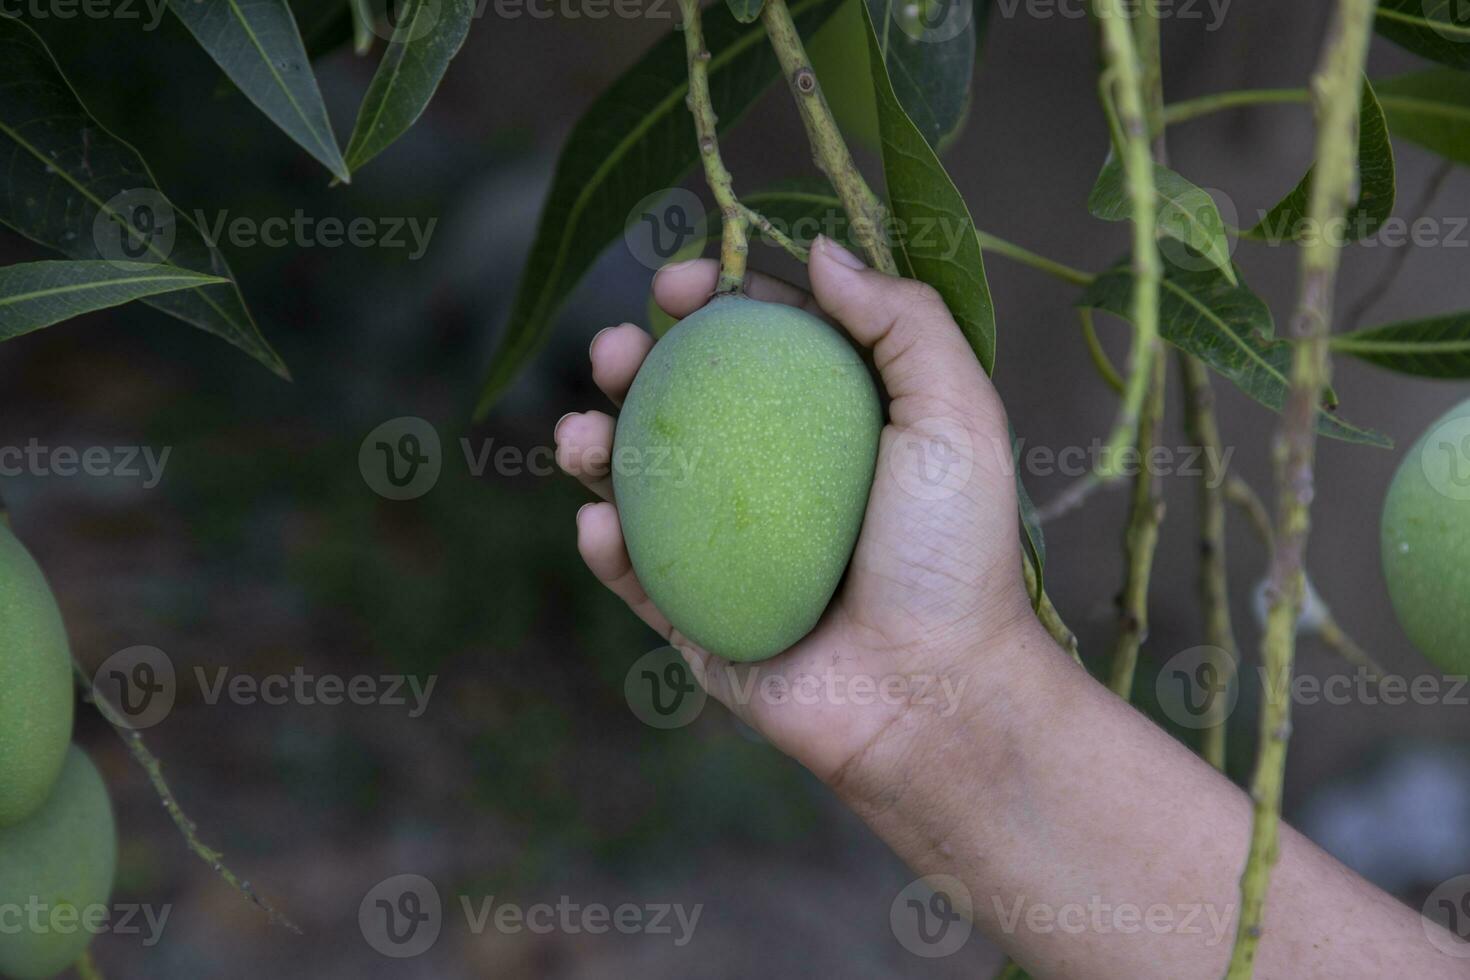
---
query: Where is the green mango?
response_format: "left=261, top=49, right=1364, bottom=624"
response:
left=613, top=296, right=882, bottom=662
left=0, top=747, right=118, bottom=979
left=0, top=525, right=75, bottom=828
left=1381, top=396, right=1470, bottom=675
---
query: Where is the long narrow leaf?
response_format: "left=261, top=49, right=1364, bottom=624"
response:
left=1333, top=313, right=1470, bottom=377
left=1089, top=157, right=1237, bottom=285
left=0, top=17, right=287, bottom=376
left=0, top=261, right=228, bottom=340
left=1375, top=0, right=1470, bottom=70
left=1246, top=78, right=1394, bottom=243
left=168, top=0, right=350, bottom=181
left=1079, top=261, right=1390, bottom=448
left=343, top=0, right=474, bottom=173
left=1377, top=69, right=1470, bottom=168
left=860, top=0, right=996, bottom=372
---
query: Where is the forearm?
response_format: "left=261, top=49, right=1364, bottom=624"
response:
left=832, top=619, right=1457, bottom=979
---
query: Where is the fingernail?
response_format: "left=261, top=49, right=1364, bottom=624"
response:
left=816, top=235, right=866, bottom=271
left=655, top=257, right=700, bottom=278
left=576, top=502, right=595, bottom=522
left=589, top=326, right=613, bottom=360
left=554, top=411, right=577, bottom=440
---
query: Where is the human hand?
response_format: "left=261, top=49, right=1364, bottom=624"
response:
left=555, top=236, right=1038, bottom=793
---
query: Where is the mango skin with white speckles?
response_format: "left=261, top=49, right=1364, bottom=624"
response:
left=0, top=747, right=117, bottom=980
left=613, top=297, right=882, bottom=662
left=0, top=525, right=75, bottom=828
left=1381, top=397, right=1470, bottom=675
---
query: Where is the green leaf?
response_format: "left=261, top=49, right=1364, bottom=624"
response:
left=167, top=0, right=350, bottom=181
left=861, top=0, right=996, bottom=372
left=0, top=17, right=288, bottom=377
left=0, top=261, right=228, bottom=340
left=343, top=0, right=474, bottom=173
left=727, top=0, right=766, bottom=23
left=1376, top=69, right=1470, bottom=167
left=1089, top=156, right=1237, bottom=285
left=860, top=0, right=978, bottom=150
left=1375, top=0, right=1470, bottom=71
left=1245, top=78, right=1395, bottom=243
left=1078, top=260, right=1390, bottom=448
left=1333, top=313, right=1470, bottom=377
left=474, top=0, right=844, bottom=417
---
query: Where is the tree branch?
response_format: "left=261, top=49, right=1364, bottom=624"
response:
left=1225, top=1, right=1376, bottom=974
left=760, top=0, right=897, bottom=274
left=678, top=0, right=748, bottom=294
left=73, top=661, right=302, bottom=934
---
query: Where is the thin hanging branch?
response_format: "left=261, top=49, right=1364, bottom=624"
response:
left=73, top=661, right=302, bottom=934
left=678, top=0, right=749, bottom=293
left=1226, top=1, right=1376, bottom=975
left=759, top=0, right=897, bottom=274
left=1092, top=1, right=1163, bottom=481
left=1107, top=347, right=1167, bottom=698
left=1180, top=354, right=1238, bottom=770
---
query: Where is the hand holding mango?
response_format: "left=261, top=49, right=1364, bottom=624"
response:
left=555, top=237, right=1028, bottom=781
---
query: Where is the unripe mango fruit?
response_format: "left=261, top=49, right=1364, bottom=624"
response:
left=0, top=747, right=118, bottom=980
left=1381, top=396, right=1470, bottom=675
left=0, top=525, right=75, bottom=828
left=613, top=297, right=882, bottom=662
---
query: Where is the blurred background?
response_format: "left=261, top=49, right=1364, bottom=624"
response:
left=1, top=1, right=1468, bottom=976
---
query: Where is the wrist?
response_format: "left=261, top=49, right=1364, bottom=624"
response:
left=823, top=608, right=1066, bottom=815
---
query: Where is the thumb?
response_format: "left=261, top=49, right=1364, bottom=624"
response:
left=808, top=236, right=1002, bottom=432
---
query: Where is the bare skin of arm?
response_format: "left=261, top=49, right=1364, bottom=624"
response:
left=553, top=236, right=1467, bottom=979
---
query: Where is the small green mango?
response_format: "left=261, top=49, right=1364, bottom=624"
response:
left=1381, top=396, right=1470, bottom=675
left=614, top=296, right=882, bottom=662
left=0, top=525, right=75, bottom=828
left=0, top=747, right=118, bottom=980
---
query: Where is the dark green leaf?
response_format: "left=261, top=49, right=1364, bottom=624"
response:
left=1245, top=79, right=1395, bottom=243
left=343, top=0, right=474, bottom=173
left=1376, top=69, right=1470, bottom=167
left=727, top=0, right=766, bottom=23
left=0, top=17, right=287, bottom=376
left=1078, top=260, right=1390, bottom=447
left=0, top=261, right=227, bottom=340
left=474, top=0, right=844, bottom=417
left=1089, top=156, right=1237, bottom=285
left=861, top=0, right=996, bottom=372
left=167, top=0, right=349, bottom=181
left=860, top=0, right=976, bottom=149
left=1375, top=0, right=1470, bottom=70
left=1333, top=313, right=1470, bottom=377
